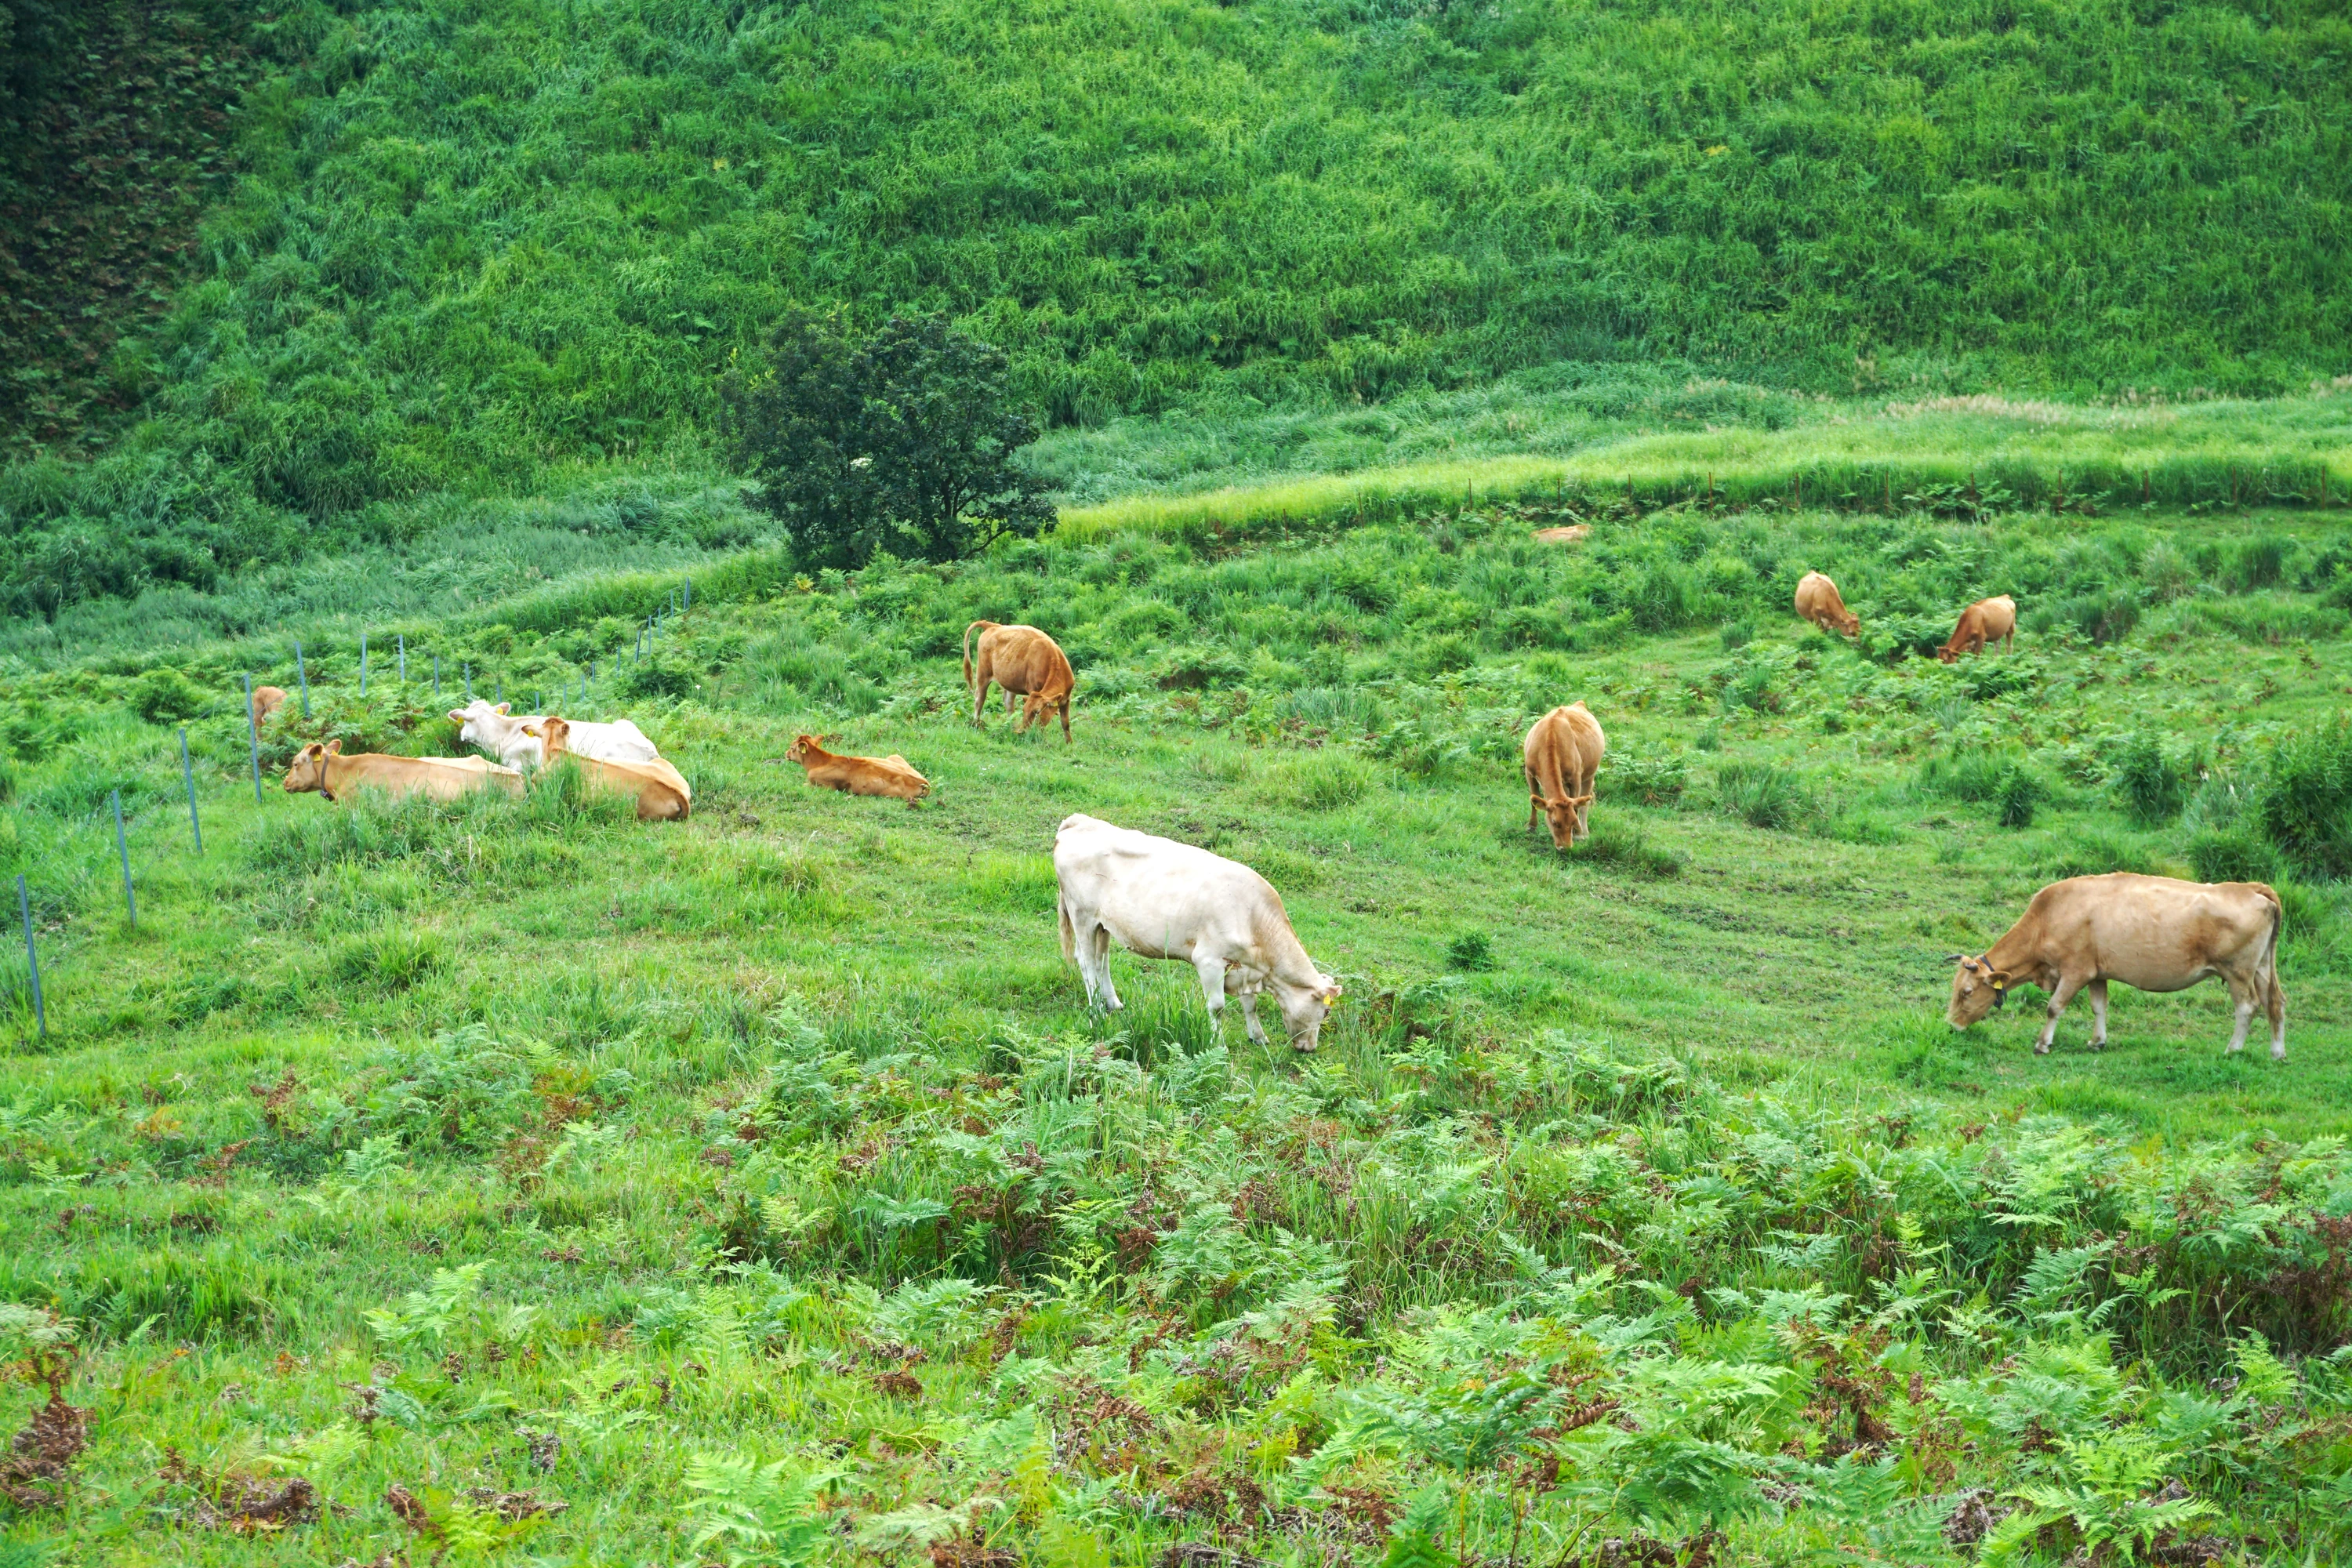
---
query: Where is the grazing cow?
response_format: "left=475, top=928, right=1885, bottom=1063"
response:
left=964, top=621, right=1075, bottom=742
left=1794, top=572, right=1860, bottom=637
left=783, top=735, right=930, bottom=805
left=282, top=740, right=524, bottom=803
left=523, top=717, right=690, bottom=821
left=1948, top=873, right=2285, bottom=1058
left=1523, top=702, right=1606, bottom=849
left=1531, top=524, right=1592, bottom=545
left=1936, top=595, right=2017, bottom=662
left=251, top=686, right=289, bottom=727
left=448, top=700, right=660, bottom=770
left=1053, top=813, right=1343, bottom=1051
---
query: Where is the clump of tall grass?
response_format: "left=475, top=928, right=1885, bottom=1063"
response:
left=2256, top=721, right=2352, bottom=880
left=2111, top=732, right=2193, bottom=825
left=1715, top=761, right=1809, bottom=830
left=1259, top=751, right=1377, bottom=811
left=1573, top=818, right=1683, bottom=877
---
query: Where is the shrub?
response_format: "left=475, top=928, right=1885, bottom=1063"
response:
left=1715, top=762, right=1807, bottom=830
left=1263, top=752, right=1376, bottom=811
left=1605, top=752, right=1687, bottom=806
left=1997, top=764, right=2041, bottom=829
left=2187, top=825, right=2278, bottom=885
left=1718, top=620, right=1753, bottom=652
left=2225, top=534, right=2292, bottom=592
left=2042, top=831, right=2159, bottom=879
left=1446, top=931, right=1494, bottom=971
left=2111, top=733, right=2190, bottom=825
left=129, top=667, right=208, bottom=725
left=2255, top=722, right=2352, bottom=880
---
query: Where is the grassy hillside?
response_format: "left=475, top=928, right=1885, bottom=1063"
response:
left=5, top=499, right=2352, bottom=1560
left=5, top=0, right=2351, bottom=615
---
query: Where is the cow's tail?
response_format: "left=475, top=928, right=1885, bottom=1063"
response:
left=962, top=620, right=997, bottom=693
left=2258, top=881, right=2285, bottom=995
left=1056, top=888, right=1076, bottom=964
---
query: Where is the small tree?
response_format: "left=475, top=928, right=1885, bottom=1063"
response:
left=722, top=310, right=1054, bottom=568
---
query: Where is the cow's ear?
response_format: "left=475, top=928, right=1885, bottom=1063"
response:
left=1319, top=981, right=1343, bottom=1005
left=1987, top=968, right=2016, bottom=989
left=448, top=710, right=467, bottom=724
left=496, top=702, right=510, bottom=715
left=324, top=739, right=343, bottom=755
left=520, top=723, right=541, bottom=737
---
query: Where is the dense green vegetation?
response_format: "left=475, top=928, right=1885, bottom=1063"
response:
left=4, top=498, right=2352, bottom=1559
left=5, top=0, right=2351, bottom=615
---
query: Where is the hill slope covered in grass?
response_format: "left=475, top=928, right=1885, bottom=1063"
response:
left=4, top=0, right=2350, bottom=616
left=5, top=499, right=2352, bottom=1560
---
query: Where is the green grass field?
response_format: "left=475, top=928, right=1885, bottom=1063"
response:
left=5, top=497, right=2352, bottom=1563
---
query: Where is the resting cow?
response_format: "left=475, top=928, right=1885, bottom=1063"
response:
left=282, top=740, right=524, bottom=803
left=1937, top=595, right=2016, bottom=662
left=450, top=700, right=660, bottom=770
left=1523, top=702, right=1606, bottom=849
left=251, top=686, right=289, bottom=727
left=1794, top=572, right=1860, bottom=637
left=523, top=717, right=689, bottom=821
left=964, top=621, right=1075, bottom=742
left=1054, top=813, right=1342, bottom=1052
left=1948, top=872, right=2285, bottom=1058
left=784, top=735, right=930, bottom=805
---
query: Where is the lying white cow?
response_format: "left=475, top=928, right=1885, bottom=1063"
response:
left=1053, top=813, right=1343, bottom=1051
left=448, top=700, right=660, bottom=771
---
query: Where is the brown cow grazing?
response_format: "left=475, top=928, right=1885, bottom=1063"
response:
left=783, top=735, right=930, bottom=805
left=283, top=740, right=524, bottom=803
left=1794, top=572, right=1860, bottom=637
left=1523, top=702, right=1606, bottom=849
left=1949, top=873, right=2285, bottom=1058
left=964, top=621, right=1075, bottom=742
left=523, top=717, right=690, bottom=821
left=252, top=685, right=289, bottom=727
left=1937, top=595, right=2017, bottom=662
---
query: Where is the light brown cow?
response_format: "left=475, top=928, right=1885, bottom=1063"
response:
left=964, top=621, right=1075, bottom=742
left=282, top=740, right=524, bottom=803
left=783, top=735, right=930, bottom=805
left=1531, top=524, right=1592, bottom=544
left=524, top=717, right=691, bottom=821
left=1948, top=873, right=2285, bottom=1058
left=1794, top=572, right=1860, bottom=637
left=252, top=685, right=289, bottom=727
left=1523, top=702, right=1606, bottom=849
left=1937, top=595, right=2017, bottom=662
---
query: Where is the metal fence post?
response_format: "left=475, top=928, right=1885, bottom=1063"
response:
left=180, top=728, right=201, bottom=855
left=683, top=579, right=691, bottom=611
left=465, top=662, right=473, bottom=702
left=398, top=633, right=406, bottom=684
left=243, top=673, right=263, bottom=804
left=434, top=652, right=441, bottom=697
left=15, top=875, right=42, bottom=1043
left=111, top=789, right=136, bottom=929
left=360, top=632, right=368, bottom=697
left=295, top=639, right=311, bottom=717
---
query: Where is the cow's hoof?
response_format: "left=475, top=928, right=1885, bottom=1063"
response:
left=2034, top=1044, right=2050, bottom=1056
left=2273, top=1047, right=2288, bottom=1062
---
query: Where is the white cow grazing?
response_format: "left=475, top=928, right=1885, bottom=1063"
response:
left=448, top=701, right=660, bottom=771
left=1053, top=813, right=1343, bottom=1051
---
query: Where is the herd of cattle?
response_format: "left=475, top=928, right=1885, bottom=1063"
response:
left=238, top=596, right=2288, bottom=1062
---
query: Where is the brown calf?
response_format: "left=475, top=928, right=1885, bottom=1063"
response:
left=282, top=740, right=524, bottom=803
left=524, top=717, right=691, bottom=821
left=1937, top=595, right=2017, bottom=662
left=1794, top=572, right=1860, bottom=637
left=964, top=621, right=1075, bottom=742
left=252, top=686, right=289, bottom=727
left=1523, top=702, right=1607, bottom=849
left=784, top=735, right=930, bottom=805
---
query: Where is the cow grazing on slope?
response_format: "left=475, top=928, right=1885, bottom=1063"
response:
left=964, top=621, right=1075, bottom=742
left=1948, top=872, right=2285, bottom=1058
left=1937, top=596, right=2017, bottom=662
left=524, top=717, right=691, bottom=820
left=251, top=686, right=289, bottom=727
left=449, top=700, right=661, bottom=770
left=283, top=740, right=524, bottom=803
left=1794, top=572, right=1860, bottom=637
left=1054, top=813, right=1342, bottom=1051
left=783, top=735, right=930, bottom=804
left=1523, top=702, right=1606, bottom=849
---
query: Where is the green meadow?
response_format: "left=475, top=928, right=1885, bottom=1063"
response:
left=5, top=495, right=2352, bottom=1563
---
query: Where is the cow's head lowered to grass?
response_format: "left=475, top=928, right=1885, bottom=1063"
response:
left=1278, top=975, right=1345, bottom=1052
left=1947, top=954, right=2014, bottom=1028
left=1538, top=791, right=1597, bottom=850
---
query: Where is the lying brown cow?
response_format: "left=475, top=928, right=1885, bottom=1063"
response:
left=1794, top=572, right=1860, bottom=637
left=1937, top=595, right=2016, bottom=662
left=1523, top=702, right=1606, bottom=849
left=524, top=717, right=690, bottom=821
left=252, top=685, right=289, bottom=727
left=783, top=735, right=930, bottom=805
left=964, top=621, right=1074, bottom=742
left=1949, top=872, right=2285, bottom=1058
left=282, top=739, right=524, bottom=803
